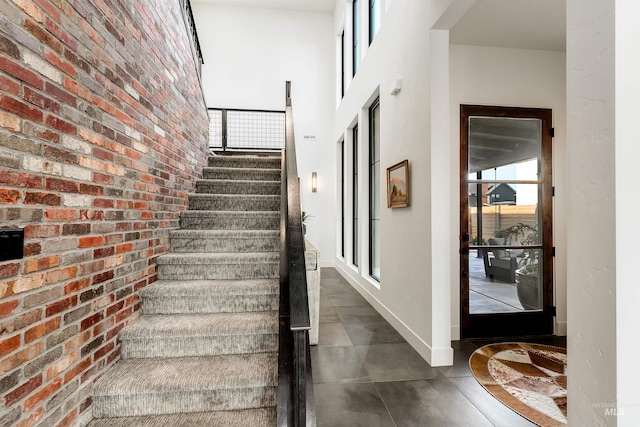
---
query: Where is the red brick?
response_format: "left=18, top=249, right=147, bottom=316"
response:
left=93, top=341, right=114, bottom=361
left=63, top=356, right=91, bottom=384
left=0, top=33, right=20, bottom=59
left=106, top=300, right=124, bottom=317
left=63, top=277, right=90, bottom=294
left=79, top=236, right=103, bottom=248
left=0, top=334, right=21, bottom=356
left=25, top=377, right=62, bottom=411
left=45, top=178, right=79, bottom=193
left=46, top=115, right=77, bottom=135
left=0, top=263, right=20, bottom=280
left=34, top=0, right=62, bottom=22
left=24, top=317, right=61, bottom=342
left=45, top=295, right=77, bottom=317
left=44, top=145, right=77, bottom=163
left=0, top=188, right=21, bottom=204
left=80, top=210, right=105, bottom=221
left=23, top=122, right=61, bottom=143
left=92, top=172, right=114, bottom=185
left=45, top=81, right=77, bottom=107
left=93, top=198, right=114, bottom=208
left=56, top=407, right=78, bottom=427
left=92, top=270, right=114, bottom=285
left=0, top=75, right=20, bottom=95
left=4, top=375, right=43, bottom=407
left=45, top=16, right=76, bottom=50
left=80, top=312, right=103, bottom=331
left=23, top=255, right=61, bottom=274
left=115, top=243, right=132, bottom=254
left=45, top=51, right=76, bottom=77
left=0, top=298, right=20, bottom=316
left=0, top=56, right=43, bottom=89
left=24, top=242, right=42, bottom=257
left=16, top=407, right=43, bottom=427
left=46, top=208, right=79, bottom=221
left=23, top=87, right=61, bottom=114
left=24, top=224, right=60, bottom=238
left=24, top=191, right=61, bottom=206
left=0, top=94, right=43, bottom=122
left=46, top=266, right=78, bottom=285
left=24, top=17, right=63, bottom=54
left=0, top=342, right=43, bottom=374
left=79, top=183, right=102, bottom=196
left=0, top=170, right=42, bottom=188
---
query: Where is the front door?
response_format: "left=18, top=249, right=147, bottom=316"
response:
left=460, top=105, right=554, bottom=338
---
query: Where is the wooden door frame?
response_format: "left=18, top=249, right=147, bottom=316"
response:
left=460, top=104, right=554, bottom=338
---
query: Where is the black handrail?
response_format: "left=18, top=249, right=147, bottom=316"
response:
left=277, top=81, right=315, bottom=427
left=208, top=108, right=286, bottom=152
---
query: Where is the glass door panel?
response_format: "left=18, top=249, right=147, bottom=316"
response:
left=460, top=106, right=553, bottom=338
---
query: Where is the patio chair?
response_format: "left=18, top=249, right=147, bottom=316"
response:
left=482, top=237, right=520, bottom=283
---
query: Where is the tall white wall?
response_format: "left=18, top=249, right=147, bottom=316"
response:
left=192, top=3, right=336, bottom=264
left=566, top=0, right=616, bottom=423
left=615, top=1, right=640, bottom=424
left=567, top=0, right=640, bottom=424
left=332, top=0, right=453, bottom=366
left=449, top=44, right=567, bottom=339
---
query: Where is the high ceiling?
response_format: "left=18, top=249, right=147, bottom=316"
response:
left=192, top=0, right=337, bottom=13
left=450, top=0, right=566, bottom=51
left=192, top=0, right=566, bottom=51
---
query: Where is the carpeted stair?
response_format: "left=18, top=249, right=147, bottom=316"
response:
left=90, top=155, right=281, bottom=426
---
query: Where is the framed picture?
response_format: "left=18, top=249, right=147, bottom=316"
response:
left=387, top=160, right=410, bottom=208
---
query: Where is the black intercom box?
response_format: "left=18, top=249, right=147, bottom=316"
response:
left=0, top=228, right=24, bottom=262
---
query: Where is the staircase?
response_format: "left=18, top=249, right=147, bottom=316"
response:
left=90, top=155, right=281, bottom=426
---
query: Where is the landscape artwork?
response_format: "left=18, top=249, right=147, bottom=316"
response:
left=387, top=160, right=410, bottom=208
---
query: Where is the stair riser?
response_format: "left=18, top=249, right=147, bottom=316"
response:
left=189, top=197, right=279, bottom=212
left=196, top=181, right=280, bottom=195
left=120, top=334, right=278, bottom=359
left=142, top=295, right=278, bottom=314
left=93, top=387, right=277, bottom=418
left=179, top=214, right=279, bottom=230
left=170, top=237, right=279, bottom=253
left=158, top=264, right=278, bottom=280
left=208, top=157, right=280, bottom=169
left=203, top=168, right=280, bottom=181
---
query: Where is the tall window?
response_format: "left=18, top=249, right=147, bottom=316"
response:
left=369, top=99, right=380, bottom=280
left=340, top=139, right=345, bottom=258
left=352, top=0, right=359, bottom=76
left=341, top=30, right=345, bottom=98
left=352, top=125, right=359, bottom=266
left=369, top=0, right=380, bottom=44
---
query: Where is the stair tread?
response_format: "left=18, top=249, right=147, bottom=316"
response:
left=88, top=408, right=276, bottom=427
left=141, top=279, right=278, bottom=297
left=170, top=229, right=278, bottom=237
left=93, top=353, right=278, bottom=396
left=189, top=194, right=280, bottom=199
left=157, top=252, right=278, bottom=264
left=197, top=179, right=281, bottom=184
left=120, top=312, right=278, bottom=338
left=180, top=210, right=279, bottom=216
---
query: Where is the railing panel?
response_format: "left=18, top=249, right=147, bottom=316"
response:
left=208, top=108, right=285, bottom=151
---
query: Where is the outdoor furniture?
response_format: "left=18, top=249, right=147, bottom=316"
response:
left=482, top=237, right=519, bottom=283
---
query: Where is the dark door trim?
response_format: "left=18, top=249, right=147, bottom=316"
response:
left=460, top=104, right=554, bottom=338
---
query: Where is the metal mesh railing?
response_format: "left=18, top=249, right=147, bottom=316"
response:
left=208, top=108, right=285, bottom=151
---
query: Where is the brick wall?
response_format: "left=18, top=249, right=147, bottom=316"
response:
left=0, top=0, right=209, bottom=425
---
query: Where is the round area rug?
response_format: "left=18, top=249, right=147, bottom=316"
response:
left=469, top=342, right=567, bottom=427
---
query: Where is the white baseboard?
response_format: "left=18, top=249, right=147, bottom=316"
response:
left=555, top=319, right=567, bottom=336
left=333, top=264, right=454, bottom=367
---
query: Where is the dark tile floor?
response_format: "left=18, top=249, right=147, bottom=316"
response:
left=311, top=267, right=566, bottom=427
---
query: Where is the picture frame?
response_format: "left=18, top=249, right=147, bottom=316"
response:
left=386, top=159, right=410, bottom=208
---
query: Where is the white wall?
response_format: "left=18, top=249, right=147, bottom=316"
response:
left=567, top=0, right=640, bottom=424
left=616, top=1, right=640, bottom=424
left=192, top=3, right=336, bottom=264
left=332, top=0, right=454, bottom=366
left=449, top=44, right=567, bottom=339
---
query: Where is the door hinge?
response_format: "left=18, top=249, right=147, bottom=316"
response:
left=550, top=127, right=555, bottom=138
left=552, top=306, right=557, bottom=316
left=552, top=186, right=555, bottom=196
left=552, top=247, right=556, bottom=257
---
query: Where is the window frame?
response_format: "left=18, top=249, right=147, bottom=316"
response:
left=368, top=98, right=380, bottom=280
